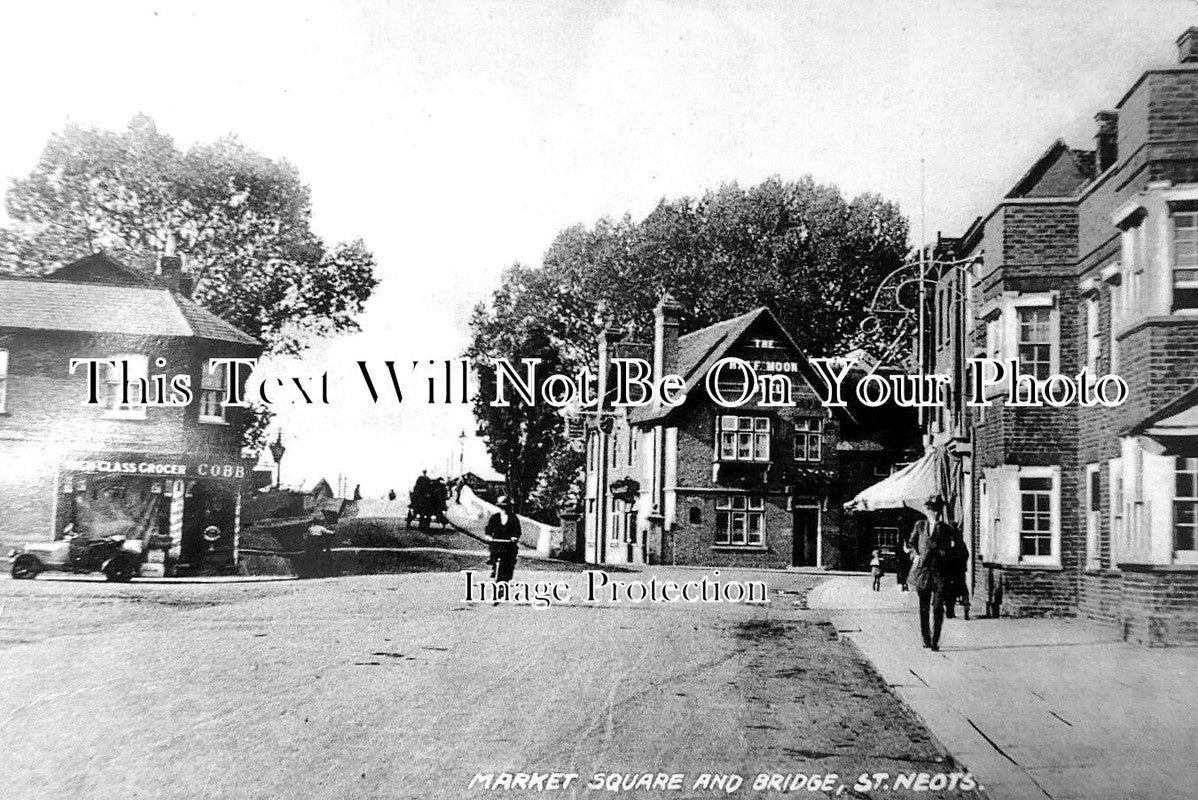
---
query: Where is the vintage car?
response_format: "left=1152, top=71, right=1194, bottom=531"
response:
left=10, top=533, right=147, bottom=582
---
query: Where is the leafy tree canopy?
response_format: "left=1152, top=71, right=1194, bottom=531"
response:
left=467, top=176, right=910, bottom=518
left=0, top=114, right=378, bottom=356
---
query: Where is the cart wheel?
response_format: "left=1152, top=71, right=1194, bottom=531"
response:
left=11, top=555, right=41, bottom=580
left=103, top=556, right=136, bottom=583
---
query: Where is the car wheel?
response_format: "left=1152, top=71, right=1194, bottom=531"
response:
left=11, top=555, right=41, bottom=580
left=103, top=556, right=136, bottom=583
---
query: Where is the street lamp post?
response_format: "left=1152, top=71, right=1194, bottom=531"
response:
left=458, top=430, right=466, bottom=477
left=268, top=430, right=286, bottom=490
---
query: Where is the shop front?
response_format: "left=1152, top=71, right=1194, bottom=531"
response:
left=55, top=452, right=252, bottom=576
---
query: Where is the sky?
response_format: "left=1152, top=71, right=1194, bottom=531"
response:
left=1, top=0, right=1195, bottom=496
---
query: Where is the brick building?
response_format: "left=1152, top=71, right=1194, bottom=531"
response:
left=580, top=296, right=920, bottom=570
left=0, top=253, right=263, bottom=574
left=926, top=29, right=1198, bottom=643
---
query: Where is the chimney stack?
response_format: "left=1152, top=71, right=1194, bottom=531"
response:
left=653, top=293, right=683, bottom=381
left=597, top=326, right=625, bottom=413
left=1179, top=27, right=1198, bottom=64
left=1094, top=110, right=1118, bottom=172
left=156, top=254, right=190, bottom=295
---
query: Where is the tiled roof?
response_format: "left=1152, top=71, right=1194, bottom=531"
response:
left=629, top=306, right=826, bottom=425
left=676, top=308, right=762, bottom=386
left=0, top=255, right=260, bottom=346
left=1005, top=139, right=1097, bottom=199
left=48, top=252, right=167, bottom=287
left=174, top=295, right=259, bottom=345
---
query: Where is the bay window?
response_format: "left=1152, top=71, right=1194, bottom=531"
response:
left=717, top=415, right=770, bottom=462
left=1111, top=188, right=1198, bottom=317
left=1172, top=210, right=1198, bottom=311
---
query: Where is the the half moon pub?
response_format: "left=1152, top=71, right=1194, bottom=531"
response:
left=0, top=253, right=263, bottom=574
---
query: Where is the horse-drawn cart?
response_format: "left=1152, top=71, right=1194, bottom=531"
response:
left=405, top=475, right=450, bottom=530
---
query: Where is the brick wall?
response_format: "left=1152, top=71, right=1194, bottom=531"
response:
left=989, top=566, right=1077, bottom=617
left=0, top=327, right=258, bottom=551
left=669, top=491, right=793, bottom=569
left=951, top=52, right=1198, bottom=641
left=1001, top=204, right=1079, bottom=271
left=1119, top=569, right=1198, bottom=646
left=1079, top=570, right=1123, bottom=624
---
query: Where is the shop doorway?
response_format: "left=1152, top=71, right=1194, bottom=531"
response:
left=792, top=505, right=820, bottom=567
left=181, top=480, right=236, bottom=573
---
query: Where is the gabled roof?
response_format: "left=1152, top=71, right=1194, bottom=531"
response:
left=676, top=308, right=763, bottom=389
left=0, top=253, right=260, bottom=346
left=1005, top=139, right=1097, bottom=199
left=629, top=306, right=828, bottom=425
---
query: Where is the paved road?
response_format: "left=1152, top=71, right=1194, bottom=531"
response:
left=0, top=569, right=979, bottom=800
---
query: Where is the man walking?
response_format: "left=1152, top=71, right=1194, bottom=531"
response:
left=484, top=495, right=522, bottom=587
left=907, top=495, right=956, bottom=651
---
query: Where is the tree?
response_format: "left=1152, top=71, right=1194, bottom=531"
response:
left=0, top=115, right=378, bottom=356
left=467, top=177, right=909, bottom=516
left=465, top=266, right=584, bottom=517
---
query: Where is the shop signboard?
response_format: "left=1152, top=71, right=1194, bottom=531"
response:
left=60, top=453, right=254, bottom=483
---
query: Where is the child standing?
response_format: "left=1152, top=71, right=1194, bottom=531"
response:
left=870, top=548, right=883, bottom=591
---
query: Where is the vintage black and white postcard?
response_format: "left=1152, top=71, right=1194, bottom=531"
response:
left=1, top=2, right=1196, bottom=799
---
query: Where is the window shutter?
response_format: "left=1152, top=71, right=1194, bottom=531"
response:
left=1142, top=450, right=1174, bottom=564
left=1108, top=458, right=1124, bottom=564
left=995, top=466, right=1022, bottom=564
